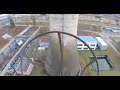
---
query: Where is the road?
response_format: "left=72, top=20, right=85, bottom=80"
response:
left=82, top=30, right=120, bottom=56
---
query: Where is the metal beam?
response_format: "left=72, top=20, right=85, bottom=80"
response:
left=0, top=27, right=40, bottom=76
left=0, top=26, right=31, bottom=54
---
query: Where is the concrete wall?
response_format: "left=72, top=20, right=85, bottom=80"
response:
left=45, top=14, right=81, bottom=76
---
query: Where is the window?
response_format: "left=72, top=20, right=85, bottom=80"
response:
left=78, top=44, right=82, bottom=46
left=90, top=44, right=95, bottom=46
left=84, top=44, right=89, bottom=46
left=78, top=48, right=82, bottom=49
left=83, top=48, right=88, bottom=50
left=91, top=48, right=94, bottom=50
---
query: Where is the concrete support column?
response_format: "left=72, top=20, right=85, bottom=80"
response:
left=45, top=14, right=80, bottom=76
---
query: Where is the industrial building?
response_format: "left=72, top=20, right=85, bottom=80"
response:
left=95, top=37, right=108, bottom=50
left=77, top=36, right=97, bottom=50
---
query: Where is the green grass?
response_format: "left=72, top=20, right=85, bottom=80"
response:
left=116, top=43, right=120, bottom=47
left=30, top=63, right=46, bottom=76
left=110, top=36, right=120, bottom=40
left=110, top=36, right=120, bottom=47
left=78, top=46, right=120, bottom=76
left=30, top=45, right=120, bottom=76
left=78, top=20, right=120, bottom=28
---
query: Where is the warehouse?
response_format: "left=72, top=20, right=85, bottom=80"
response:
left=77, top=36, right=97, bottom=50
left=95, top=37, right=108, bottom=50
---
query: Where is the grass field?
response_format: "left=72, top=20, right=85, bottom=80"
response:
left=30, top=45, right=120, bottom=76
left=78, top=20, right=120, bottom=28
left=110, top=36, right=120, bottom=39
left=30, top=62, right=46, bottom=76
left=78, top=46, right=120, bottom=76
left=110, top=36, right=120, bottom=47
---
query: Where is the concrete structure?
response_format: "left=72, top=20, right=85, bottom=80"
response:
left=95, top=37, right=108, bottom=50
left=45, top=14, right=80, bottom=76
left=77, top=36, right=97, bottom=50
left=15, top=58, right=34, bottom=75
left=0, top=26, right=31, bottom=65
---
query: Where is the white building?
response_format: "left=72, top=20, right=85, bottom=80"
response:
left=77, top=36, right=97, bottom=50
left=95, top=37, right=108, bottom=50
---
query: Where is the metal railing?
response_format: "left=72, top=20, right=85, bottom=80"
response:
left=21, top=31, right=99, bottom=76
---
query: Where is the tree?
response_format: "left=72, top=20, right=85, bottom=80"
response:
left=31, top=16, right=36, bottom=26
left=115, top=19, right=119, bottom=26
left=9, top=18, right=15, bottom=28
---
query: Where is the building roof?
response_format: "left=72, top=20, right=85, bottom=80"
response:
left=77, top=36, right=97, bottom=43
left=95, top=37, right=108, bottom=46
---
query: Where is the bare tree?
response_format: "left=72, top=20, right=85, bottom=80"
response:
left=31, top=16, right=36, bottom=26
left=10, top=18, right=15, bottom=28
